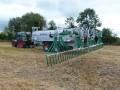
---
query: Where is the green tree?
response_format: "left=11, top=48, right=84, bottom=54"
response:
left=0, top=32, right=5, bottom=40
left=22, top=12, right=46, bottom=32
left=1, top=26, right=15, bottom=41
left=65, top=16, right=75, bottom=28
left=8, top=17, right=22, bottom=33
left=102, top=28, right=112, bottom=44
left=102, top=28, right=119, bottom=44
left=48, top=20, right=57, bottom=30
left=7, top=12, right=46, bottom=33
left=76, top=8, right=101, bottom=30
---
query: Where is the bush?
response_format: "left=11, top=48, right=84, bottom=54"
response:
left=0, top=32, right=14, bottom=41
left=112, top=38, right=120, bottom=45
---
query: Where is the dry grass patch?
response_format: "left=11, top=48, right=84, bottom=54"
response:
left=0, top=42, right=120, bottom=90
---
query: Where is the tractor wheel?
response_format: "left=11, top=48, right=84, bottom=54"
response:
left=12, top=41, right=17, bottom=47
left=17, top=41, right=24, bottom=48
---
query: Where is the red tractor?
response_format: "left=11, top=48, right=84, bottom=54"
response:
left=12, top=32, right=33, bottom=48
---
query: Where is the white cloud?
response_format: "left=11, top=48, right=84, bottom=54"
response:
left=0, top=0, right=120, bottom=36
left=0, top=2, right=39, bottom=20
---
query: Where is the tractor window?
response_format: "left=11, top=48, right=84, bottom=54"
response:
left=16, top=34, right=20, bottom=40
left=16, top=33, right=31, bottom=41
left=20, top=34, right=27, bottom=41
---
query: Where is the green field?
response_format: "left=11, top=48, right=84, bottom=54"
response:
left=0, top=42, right=120, bottom=90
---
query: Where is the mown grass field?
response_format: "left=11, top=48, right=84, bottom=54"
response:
left=0, top=42, right=120, bottom=90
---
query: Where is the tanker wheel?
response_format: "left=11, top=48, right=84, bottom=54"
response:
left=43, top=42, right=52, bottom=52
left=43, top=44, right=49, bottom=51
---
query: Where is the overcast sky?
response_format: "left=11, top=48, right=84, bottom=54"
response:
left=0, top=0, right=120, bottom=36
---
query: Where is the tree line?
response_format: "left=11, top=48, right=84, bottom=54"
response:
left=0, top=8, right=120, bottom=45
